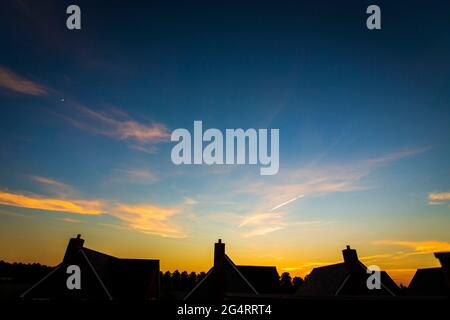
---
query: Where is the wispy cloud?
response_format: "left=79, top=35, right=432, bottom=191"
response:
left=364, top=146, right=430, bottom=165
left=61, top=217, right=82, bottom=223
left=30, top=175, right=76, bottom=195
left=113, top=203, right=183, bottom=238
left=183, top=197, right=198, bottom=206
left=0, top=191, right=105, bottom=215
left=237, top=210, right=332, bottom=237
left=230, top=147, right=428, bottom=237
left=239, top=212, right=284, bottom=227
left=250, top=147, right=429, bottom=205
left=58, top=103, right=170, bottom=153
left=0, top=66, right=47, bottom=96
left=281, top=260, right=339, bottom=273
left=372, top=240, right=450, bottom=256
left=0, top=189, right=185, bottom=238
left=110, top=168, right=158, bottom=184
left=243, top=226, right=284, bottom=237
left=428, top=192, right=450, bottom=205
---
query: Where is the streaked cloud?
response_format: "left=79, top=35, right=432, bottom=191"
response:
left=243, top=226, right=284, bottom=237
left=239, top=212, right=284, bottom=227
left=240, top=146, right=430, bottom=212
left=281, top=260, right=339, bottom=273
left=113, top=203, right=183, bottom=238
left=364, top=146, right=430, bottom=165
left=183, top=197, right=198, bottom=206
left=238, top=211, right=287, bottom=237
left=0, top=189, right=185, bottom=238
left=61, top=217, right=82, bottom=223
left=428, top=192, right=450, bottom=205
left=59, top=103, right=170, bottom=153
left=237, top=210, right=332, bottom=237
left=0, top=66, right=47, bottom=96
left=225, top=147, right=429, bottom=238
left=372, top=240, right=450, bottom=256
left=30, top=175, right=75, bottom=195
left=111, top=168, right=158, bottom=184
left=0, top=191, right=105, bottom=215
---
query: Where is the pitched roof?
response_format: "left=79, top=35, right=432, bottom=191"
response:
left=236, top=266, right=279, bottom=294
left=21, top=245, right=159, bottom=300
left=408, top=267, right=447, bottom=296
left=296, top=262, right=398, bottom=297
left=184, top=255, right=258, bottom=300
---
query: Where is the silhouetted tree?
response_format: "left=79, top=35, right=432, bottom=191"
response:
left=292, top=276, right=304, bottom=291
left=180, top=271, right=189, bottom=290
left=0, top=260, right=54, bottom=283
left=280, top=272, right=293, bottom=293
left=171, top=270, right=181, bottom=290
left=188, top=272, right=197, bottom=288
left=197, top=271, right=206, bottom=281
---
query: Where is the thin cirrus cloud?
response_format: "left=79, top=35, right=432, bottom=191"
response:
left=0, top=188, right=185, bottom=238
left=237, top=210, right=332, bottom=237
left=427, top=192, right=450, bottom=205
left=240, top=146, right=430, bottom=209
left=0, top=66, right=47, bottom=96
left=30, top=175, right=76, bottom=195
left=0, top=191, right=105, bottom=215
left=110, top=168, right=158, bottom=184
left=229, top=147, right=429, bottom=238
left=0, top=66, right=170, bottom=153
left=372, top=240, right=450, bottom=256
left=58, top=102, right=171, bottom=153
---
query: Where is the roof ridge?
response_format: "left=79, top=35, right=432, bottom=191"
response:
left=224, top=255, right=258, bottom=294
left=80, top=249, right=113, bottom=300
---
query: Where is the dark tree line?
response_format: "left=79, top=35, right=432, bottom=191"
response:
left=160, top=270, right=207, bottom=292
left=0, top=260, right=54, bottom=284
left=160, top=270, right=304, bottom=294
left=0, top=261, right=305, bottom=295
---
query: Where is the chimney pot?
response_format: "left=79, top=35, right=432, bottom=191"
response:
left=342, top=245, right=359, bottom=270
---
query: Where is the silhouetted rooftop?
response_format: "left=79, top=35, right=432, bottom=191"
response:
left=21, top=236, right=159, bottom=300
left=408, top=268, right=447, bottom=296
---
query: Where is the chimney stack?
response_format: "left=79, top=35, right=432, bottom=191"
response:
left=213, top=239, right=226, bottom=300
left=63, top=234, right=84, bottom=263
left=342, top=245, right=359, bottom=270
left=214, top=239, right=225, bottom=268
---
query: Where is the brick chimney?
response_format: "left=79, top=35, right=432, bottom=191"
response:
left=63, top=234, right=84, bottom=263
left=213, top=239, right=226, bottom=300
left=342, top=245, right=359, bottom=270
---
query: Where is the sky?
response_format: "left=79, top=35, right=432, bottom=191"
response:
left=0, top=0, right=449, bottom=285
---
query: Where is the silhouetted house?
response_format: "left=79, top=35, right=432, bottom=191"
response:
left=296, top=246, right=398, bottom=297
left=21, top=235, right=160, bottom=300
left=408, top=268, right=447, bottom=296
left=184, top=239, right=279, bottom=300
left=408, top=251, right=450, bottom=296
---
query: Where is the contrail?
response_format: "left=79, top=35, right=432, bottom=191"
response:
left=270, top=194, right=304, bottom=211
